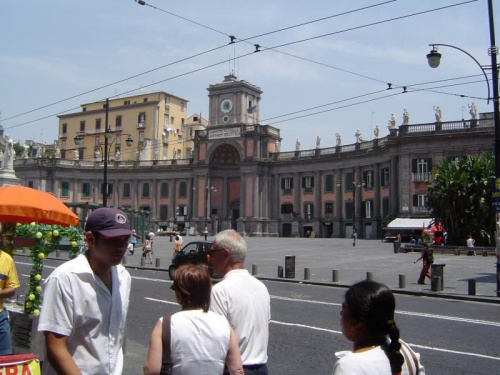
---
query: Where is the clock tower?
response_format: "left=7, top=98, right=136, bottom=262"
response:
left=207, top=74, right=262, bottom=126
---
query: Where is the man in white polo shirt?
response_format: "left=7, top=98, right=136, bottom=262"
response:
left=209, top=229, right=271, bottom=375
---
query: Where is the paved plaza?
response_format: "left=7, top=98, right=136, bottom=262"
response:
left=122, top=234, right=499, bottom=302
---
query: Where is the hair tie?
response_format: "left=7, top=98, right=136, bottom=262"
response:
left=387, top=320, right=395, bottom=325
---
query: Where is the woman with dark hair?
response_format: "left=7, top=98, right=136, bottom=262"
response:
left=333, top=280, right=424, bottom=375
left=143, top=264, right=243, bottom=375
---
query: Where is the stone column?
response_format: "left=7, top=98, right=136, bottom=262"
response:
left=389, top=155, right=398, bottom=217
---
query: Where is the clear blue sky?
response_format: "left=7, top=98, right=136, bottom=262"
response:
left=1, top=0, right=497, bottom=151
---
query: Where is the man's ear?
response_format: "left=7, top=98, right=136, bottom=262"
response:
left=84, top=231, right=95, bottom=246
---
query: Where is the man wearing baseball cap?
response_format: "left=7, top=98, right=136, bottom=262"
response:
left=39, top=208, right=134, bottom=375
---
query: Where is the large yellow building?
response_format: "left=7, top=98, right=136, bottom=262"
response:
left=57, top=92, right=190, bottom=161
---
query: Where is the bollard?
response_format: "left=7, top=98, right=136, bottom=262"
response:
left=468, top=279, right=476, bottom=295
left=399, top=274, right=406, bottom=289
left=252, top=264, right=258, bottom=276
left=285, top=255, right=295, bottom=278
left=22, top=248, right=27, bottom=255
left=366, top=272, right=373, bottom=281
left=141, top=257, right=146, bottom=266
left=304, top=268, right=310, bottom=280
left=277, top=266, right=284, bottom=278
left=170, top=235, right=173, bottom=242
left=122, top=256, right=127, bottom=265
left=431, top=276, right=442, bottom=292
left=56, top=249, right=60, bottom=258
left=332, top=270, right=339, bottom=283
left=155, top=258, right=161, bottom=268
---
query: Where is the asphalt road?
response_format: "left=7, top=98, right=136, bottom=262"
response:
left=11, top=237, right=500, bottom=374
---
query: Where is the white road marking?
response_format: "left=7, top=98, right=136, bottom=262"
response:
left=144, top=297, right=178, bottom=306
left=270, top=320, right=500, bottom=361
left=271, top=295, right=500, bottom=327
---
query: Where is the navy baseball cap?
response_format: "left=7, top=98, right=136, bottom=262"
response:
left=85, top=208, right=134, bottom=238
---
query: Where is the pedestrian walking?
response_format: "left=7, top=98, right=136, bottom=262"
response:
left=173, top=235, right=182, bottom=255
left=352, top=230, right=358, bottom=247
left=143, top=234, right=153, bottom=264
left=332, top=280, right=425, bottom=375
left=143, top=264, right=244, bottom=375
left=466, top=234, right=476, bottom=256
left=414, top=243, right=433, bottom=285
left=209, top=229, right=271, bottom=375
left=38, top=207, right=134, bottom=374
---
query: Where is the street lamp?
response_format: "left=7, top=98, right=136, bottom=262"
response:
left=73, top=98, right=133, bottom=207
left=203, top=179, right=217, bottom=240
left=338, top=177, right=365, bottom=244
left=426, top=0, right=499, bottom=296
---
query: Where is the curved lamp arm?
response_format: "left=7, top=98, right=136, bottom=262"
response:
left=427, top=43, right=491, bottom=104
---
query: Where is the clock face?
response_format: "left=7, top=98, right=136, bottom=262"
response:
left=220, top=98, right=233, bottom=114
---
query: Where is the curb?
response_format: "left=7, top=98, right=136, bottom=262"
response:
left=16, top=254, right=500, bottom=305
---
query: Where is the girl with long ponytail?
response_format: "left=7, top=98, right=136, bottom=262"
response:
left=332, top=280, right=425, bottom=374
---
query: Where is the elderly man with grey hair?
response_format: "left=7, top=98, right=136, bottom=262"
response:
left=209, top=229, right=271, bottom=375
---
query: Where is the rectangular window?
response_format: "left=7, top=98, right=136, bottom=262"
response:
left=82, top=182, right=91, bottom=198
left=181, top=118, right=185, bottom=126
left=382, top=197, right=389, bottom=218
left=61, top=182, right=70, bottom=197
left=179, top=181, right=187, bottom=198
left=325, top=202, right=334, bottom=215
left=304, top=203, right=314, bottom=220
left=325, top=174, right=333, bottom=193
left=413, top=194, right=428, bottom=207
left=281, top=177, right=293, bottom=194
left=345, top=172, right=353, bottom=191
left=124, top=100, right=130, bottom=105
left=180, top=102, right=185, bottom=112
left=363, top=171, right=373, bottom=188
left=123, top=183, right=131, bottom=198
left=281, top=203, right=294, bottom=214
left=80, top=121, right=85, bottom=132
left=28, top=181, right=34, bottom=188
left=381, top=168, right=389, bottom=187
left=143, top=98, right=148, bottom=103
left=142, top=182, right=150, bottom=198
left=95, top=118, right=101, bottom=131
left=176, top=205, right=187, bottom=216
left=62, top=123, right=67, bottom=134
left=364, top=200, right=372, bottom=219
left=138, top=113, right=146, bottom=125
left=116, top=116, right=122, bottom=129
left=171, top=117, right=175, bottom=125
left=101, top=183, right=113, bottom=197
left=139, top=132, right=145, bottom=142
left=159, top=205, right=168, bottom=220
left=412, top=158, right=432, bottom=181
left=61, top=140, right=66, bottom=150
left=302, top=176, right=314, bottom=193
left=345, top=201, right=353, bottom=219
left=160, top=182, right=169, bottom=197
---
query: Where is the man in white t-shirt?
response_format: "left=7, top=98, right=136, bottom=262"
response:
left=209, top=229, right=271, bottom=375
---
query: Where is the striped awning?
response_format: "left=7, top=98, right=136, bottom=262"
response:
left=385, top=218, right=433, bottom=230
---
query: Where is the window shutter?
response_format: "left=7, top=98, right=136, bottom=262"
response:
left=290, top=178, right=294, bottom=189
left=427, top=158, right=433, bottom=171
left=413, top=194, right=418, bottom=206
left=325, top=174, right=333, bottom=192
left=281, top=178, right=285, bottom=189
left=412, top=159, right=417, bottom=173
left=361, top=201, right=366, bottom=218
left=302, top=177, right=305, bottom=188
left=311, top=176, right=314, bottom=188
left=311, top=203, right=314, bottom=219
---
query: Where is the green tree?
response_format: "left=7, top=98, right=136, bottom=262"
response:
left=13, top=142, right=24, bottom=157
left=427, top=152, right=495, bottom=246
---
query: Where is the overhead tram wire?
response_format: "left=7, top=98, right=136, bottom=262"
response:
left=4, top=0, right=396, bottom=123
left=4, top=0, right=477, bottom=124
left=261, top=79, right=489, bottom=125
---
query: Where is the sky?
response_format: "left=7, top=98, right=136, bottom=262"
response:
left=1, top=0, right=498, bottom=152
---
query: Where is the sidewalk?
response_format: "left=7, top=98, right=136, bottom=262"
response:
left=17, top=235, right=500, bottom=303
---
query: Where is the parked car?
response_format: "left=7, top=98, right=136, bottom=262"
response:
left=168, top=241, right=213, bottom=280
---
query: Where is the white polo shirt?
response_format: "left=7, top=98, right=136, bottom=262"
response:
left=210, top=269, right=271, bottom=365
left=38, top=254, right=131, bottom=375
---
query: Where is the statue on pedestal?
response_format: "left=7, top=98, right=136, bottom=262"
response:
left=355, top=129, right=362, bottom=143
left=388, top=114, right=396, bottom=129
left=374, top=124, right=380, bottom=139
left=403, top=109, right=410, bottom=125
left=433, top=106, right=442, bottom=122
left=295, top=139, right=301, bottom=151
left=468, top=102, right=477, bottom=120
left=316, top=136, right=321, bottom=149
left=335, top=133, right=341, bottom=146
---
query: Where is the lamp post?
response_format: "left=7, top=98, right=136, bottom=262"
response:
left=426, top=0, right=499, bottom=296
left=201, top=177, right=217, bottom=240
left=74, top=98, right=133, bottom=207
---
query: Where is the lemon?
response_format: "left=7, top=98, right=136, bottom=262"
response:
left=34, top=274, right=42, bottom=281
left=28, top=294, right=36, bottom=301
left=52, top=230, right=59, bottom=237
left=32, top=309, right=40, bottom=317
left=35, top=286, right=42, bottom=293
left=37, top=253, right=46, bottom=260
left=36, top=232, right=43, bottom=239
left=71, top=241, right=78, bottom=248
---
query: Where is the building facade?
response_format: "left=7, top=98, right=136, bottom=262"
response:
left=13, top=76, right=494, bottom=238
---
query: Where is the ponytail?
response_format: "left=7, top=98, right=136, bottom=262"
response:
left=384, top=320, right=404, bottom=375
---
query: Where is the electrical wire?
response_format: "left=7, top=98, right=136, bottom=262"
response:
left=2, top=0, right=477, bottom=124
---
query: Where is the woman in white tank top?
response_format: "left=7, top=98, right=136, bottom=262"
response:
left=143, top=264, right=243, bottom=375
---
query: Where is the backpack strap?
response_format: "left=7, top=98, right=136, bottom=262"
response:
left=400, top=341, right=420, bottom=375
left=160, top=315, right=172, bottom=375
